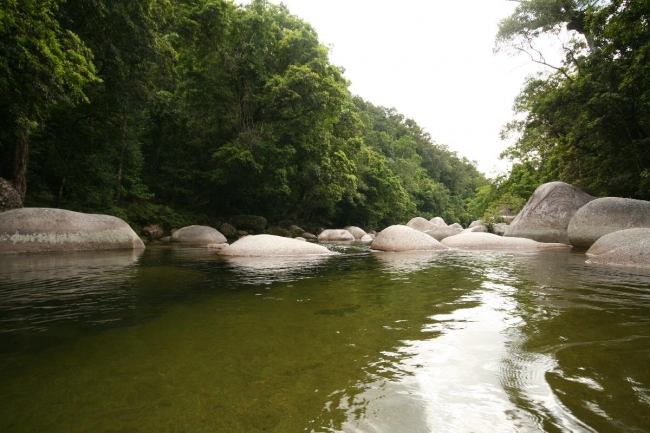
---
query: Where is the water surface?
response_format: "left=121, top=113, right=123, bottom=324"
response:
left=0, top=245, right=649, bottom=432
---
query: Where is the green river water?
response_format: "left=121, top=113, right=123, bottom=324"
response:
left=0, top=244, right=649, bottom=432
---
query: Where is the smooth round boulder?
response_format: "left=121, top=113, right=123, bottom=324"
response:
left=219, top=235, right=335, bottom=256
left=505, top=182, right=595, bottom=244
left=0, top=208, right=145, bottom=254
left=424, top=226, right=462, bottom=241
left=289, top=225, right=304, bottom=237
left=429, top=217, right=448, bottom=227
left=360, top=234, right=373, bottom=242
left=0, top=178, right=22, bottom=212
left=448, top=223, right=463, bottom=230
left=441, top=232, right=570, bottom=250
left=406, top=217, right=437, bottom=232
left=346, top=226, right=368, bottom=240
left=586, top=228, right=650, bottom=267
left=170, top=225, right=226, bottom=244
left=468, top=220, right=482, bottom=228
left=318, top=229, right=354, bottom=241
left=371, top=225, right=447, bottom=252
left=568, top=197, right=650, bottom=248
left=301, top=232, right=317, bottom=240
left=463, top=225, right=488, bottom=233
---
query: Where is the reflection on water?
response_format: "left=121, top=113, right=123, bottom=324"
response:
left=0, top=246, right=649, bottom=432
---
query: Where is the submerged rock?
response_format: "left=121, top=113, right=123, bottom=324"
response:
left=0, top=208, right=144, bottom=254
left=219, top=234, right=334, bottom=256
left=505, top=182, right=595, bottom=244
left=170, top=225, right=227, bottom=245
left=586, top=228, right=650, bottom=267
left=371, top=225, right=447, bottom=252
left=568, top=197, right=650, bottom=248
left=441, top=232, right=570, bottom=250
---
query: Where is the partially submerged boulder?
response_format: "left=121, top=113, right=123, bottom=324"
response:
left=504, top=182, right=595, bottom=244
left=360, top=234, right=374, bottom=242
left=318, top=229, right=354, bottom=242
left=406, top=217, right=437, bottom=232
left=424, top=226, right=462, bottom=241
left=301, top=232, right=317, bottom=240
left=170, top=225, right=226, bottom=245
left=289, top=225, right=304, bottom=237
left=441, top=232, right=570, bottom=250
left=371, top=225, right=447, bottom=252
left=0, top=208, right=145, bottom=254
left=586, top=228, right=650, bottom=267
left=568, top=197, right=650, bottom=248
left=219, top=234, right=335, bottom=256
left=346, top=226, right=368, bottom=240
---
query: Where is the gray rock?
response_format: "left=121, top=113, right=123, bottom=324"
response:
left=142, top=223, right=164, bottom=241
left=468, top=220, right=483, bottom=228
left=160, top=236, right=171, bottom=243
left=0, top=208, right=145, bottom=254
left=463, top=225, right=488, bottom=233
left=0, top=178, right=22, bottom=212
left=229, top=215, right=267, bottom=231
left=568, top=197, right=650, bottom=248
left=505, top=182, right=595, bottom=244
left=449, top=223, right=463, bottom=230
left=441, top=232, right=570, bottom=250
left=493, top=223, right=508, bottom=236
left=269, top=227, right=290, bottom=237
left=346, top=226, right=368, bottom=240
left=170, top=225, right=226, bottom=244
left=371, top=225, right=447, bottom=252
left=318, top=229, right=355, bottom=241
left=586, top=228, right=650, bottom=267
left=406, top=217, right=437, bottom=232
left=220, top=234, right=335, bottom=256
left=289, top=225, right=305, bottom=237
left=424, top=226, right=462, bottom=241
left=301, top=232, right=317, bottom=240
left=220, top=222, right=238, bottom=237
left=429, top=217, right=448, bottom=227
left=295, top=237, right=306, bottom=242
left=360, top=234, right=373, bottom=242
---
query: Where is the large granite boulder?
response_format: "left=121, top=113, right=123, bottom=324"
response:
left=345, top=226, right=368, bottom=240
left=468, top=220, right=483, bottom=228
left=170, top=225, right=226, bottom=244
left=219, top=235, right=335, bottom=257
left=568, top=197, right=650, bottom=248
left=505, top=182, right=595, bottom=244
left=441, top=232, right=570, bottom=250
left=463, top=225, right=488, bottom=233
left=449, top=223, right=463, bottom=230
left=429, top=217, right=447, bottom=227
left=229, top=215, right=267, bottom=232
left=586, top=228, right=650, bottom=267
left=318, top=229, right=355, bottom=241
left=406, top=217, right=437, bottom=232
left=0, top=178, right=22, bottom=213
left=0, top=208, right=145, bottom=254
left=424, top=226, right=462, bottom=241
left=371, top=225, right=447, bottom=252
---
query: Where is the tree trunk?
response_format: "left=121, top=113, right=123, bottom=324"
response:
left=115, top=114, right=128, bottom=206
left=12, top=129, right=29, bottom=202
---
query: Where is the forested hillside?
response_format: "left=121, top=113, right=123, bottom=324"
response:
left=0, top=0, right=484, bottom=231
left=474, top=0, right=650, bottom=219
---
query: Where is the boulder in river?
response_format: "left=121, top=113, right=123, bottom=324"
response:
left=142, top=223, right=164, bottom=241
left=289, top=225, right=304, bottom=237
left=406, top=217, right=437, bottom=232
left=448, top=223, right=463, bottom=230
left=468, top=220, right=482, bottom=228
left=429, top=217, right=448, bottom=227
left=301, top=232, right=317, bottom=240
left=220, top=222, right=238, bottom=237
left=504, top=182, right=595, bottom=244
left=567, top=197, right=650, bottom=248
left=585, top=228, right=650, bottom=268
left=229, top=215, right=267, bottom=232
left=219, top=234, right=335, bottom=256
left=318, top=229, right=355, bottom=242
left=424, top=226, right=462, bottom=242
left=371, top=225, right=447, bottom=252
left=0, top=208, right=145, bottom=254
left=463, top=225, right=488, bottom=233
left=170, top=225, right=227, bottom=245
left=441, top=232, right=570, bottom=250
left=345, top=226, right=368, bottom=240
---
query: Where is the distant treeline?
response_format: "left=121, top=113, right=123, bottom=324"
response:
left=0, top=0, right=485, bottom=232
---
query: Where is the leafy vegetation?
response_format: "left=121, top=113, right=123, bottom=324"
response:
left=0, top=0, right=486, bottom=232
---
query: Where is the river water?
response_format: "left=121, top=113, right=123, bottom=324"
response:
left=0, top=244, right=649, bottom=432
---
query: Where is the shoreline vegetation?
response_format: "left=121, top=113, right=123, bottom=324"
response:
left=1, top=0, right=648, bottom=237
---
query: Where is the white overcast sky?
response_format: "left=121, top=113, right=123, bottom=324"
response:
left=239, top=0, right=557, bottom=176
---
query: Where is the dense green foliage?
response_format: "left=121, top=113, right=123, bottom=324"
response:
left=478, top=0, right=650, bottom=219
left=0, top=0, right=485, bottom=231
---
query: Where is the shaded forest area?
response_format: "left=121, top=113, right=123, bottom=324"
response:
left=0, top=0, right=484, bottom=232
